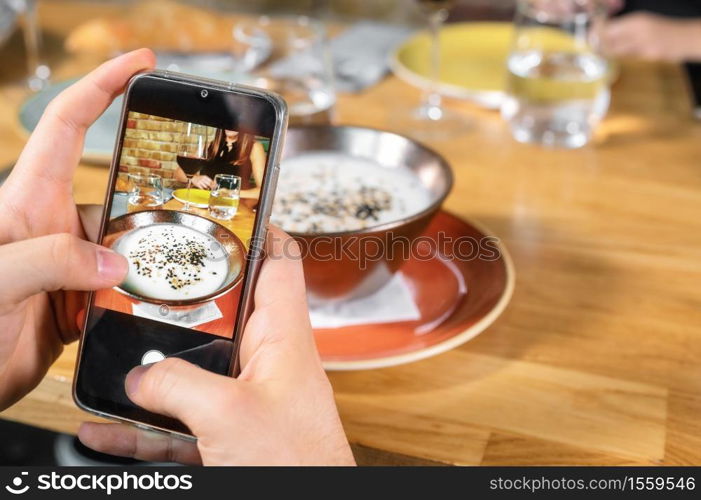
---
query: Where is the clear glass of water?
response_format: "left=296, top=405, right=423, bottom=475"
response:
left=390, top=0, right=469, bottom=142
left=501, top=0, right=610, bottom=148
left=3, top=0, right=51, bottom=91
left=209, top=174, right=241, bottom=221
left=127, top=173, right=163, bottom=213
left=232, top=15, right=335, bottom=126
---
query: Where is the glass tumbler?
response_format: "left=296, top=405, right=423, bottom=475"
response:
left=127, top=173, right=163, bottom=213
left=208, top=174, right=241, bottom=221
left=501, top=0, right=610, bottom=148
left=233, top=15, right=335, bottom=126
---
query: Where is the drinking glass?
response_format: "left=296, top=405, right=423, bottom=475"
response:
left=176, top=123, right=211, bottom=211
left=392, top=0, right=468, bottom=141
left=3, top=0, right=50, bottom=91
left=233, top=15, right=335, bottom=126
left=208, top=174, right=241, bottom=221
left=127, top=173, right=163, bottom=212
left=501, top=0, right=610, bottom=148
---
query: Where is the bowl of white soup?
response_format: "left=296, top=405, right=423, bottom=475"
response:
left=271, top=125, right=453, bottom=302
left=104, top=210, right=246, bottom=306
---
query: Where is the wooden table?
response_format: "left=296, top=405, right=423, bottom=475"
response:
left=2, top=1, right=701, bottom=466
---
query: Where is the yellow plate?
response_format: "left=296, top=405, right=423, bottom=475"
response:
left=391, top=22, right=617, bottom=110
left=391, top=22, right=513, bottom=109
left=172, top=188, right=210, bottom=208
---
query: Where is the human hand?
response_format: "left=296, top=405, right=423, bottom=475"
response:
left=601, top=0, right=623, bottom=14
left=191, top=175, right=214, bottom=189
left=0, top=49, right=156, bottom=410
left=602, top=13, right=701, bottom=62
left=78, top=226, right=356, bottom=466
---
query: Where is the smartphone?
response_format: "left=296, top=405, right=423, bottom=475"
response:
left=73, top=71, right=287, bottom=438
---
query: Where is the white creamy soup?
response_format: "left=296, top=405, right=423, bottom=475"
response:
left=114, top=224, right=229, bottom=301
left=271, top=152, right=433, bottom=233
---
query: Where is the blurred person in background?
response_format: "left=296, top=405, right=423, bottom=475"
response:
left=603, top=0, right=701, bottom=61
left=175, top=128, right=265, bottom=197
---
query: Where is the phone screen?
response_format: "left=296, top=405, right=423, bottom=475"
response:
left=74, top=74, right=284, bottom=434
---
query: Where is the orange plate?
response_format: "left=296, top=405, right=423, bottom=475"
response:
left=316, top=211, right=515, bottom=370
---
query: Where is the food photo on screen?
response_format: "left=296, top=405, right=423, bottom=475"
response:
left=94, top=112, right=271, bottom=337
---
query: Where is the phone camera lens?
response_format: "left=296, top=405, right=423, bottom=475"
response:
left=200, top=89, right=209, bottom=98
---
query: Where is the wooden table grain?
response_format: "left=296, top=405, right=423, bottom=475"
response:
left=1, top=1, right=701, bottom=466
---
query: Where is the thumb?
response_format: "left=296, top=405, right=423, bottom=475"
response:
left=238, top=225, right=320, bottom=378
left=125, top=357, right=236, bottom=435
left=0, top=233, right=127, bottom=305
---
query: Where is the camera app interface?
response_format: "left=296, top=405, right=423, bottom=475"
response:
left=94, top=111, right=271, bottom=337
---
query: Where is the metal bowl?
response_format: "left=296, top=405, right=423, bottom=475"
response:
left=279, top=125, right=454, bottom=302
left=103, top=210, right=246, bottom=306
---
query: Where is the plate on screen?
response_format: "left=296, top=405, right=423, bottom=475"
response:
left=171, top=188, right=211, bottom=208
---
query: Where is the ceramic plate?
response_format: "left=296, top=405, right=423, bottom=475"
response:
left=391, top=22, right=617, bottom=110
left=317, top=211, right=515, bottom=370
left=391, top=22, right=513, bottom=109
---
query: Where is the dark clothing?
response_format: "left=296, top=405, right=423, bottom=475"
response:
left=200, top=133, right=255, bottom=189
left=619, top=0, right=701, bottom=17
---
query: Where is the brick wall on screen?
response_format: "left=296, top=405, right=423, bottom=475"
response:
left=120, top=113, right=215, bottom=180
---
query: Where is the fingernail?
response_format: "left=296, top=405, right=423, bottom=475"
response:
left=97, top=249, right=128, bottom=281
left=125, top=364, right=151, bottom=398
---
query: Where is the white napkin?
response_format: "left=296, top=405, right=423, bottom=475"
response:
left=309, top=272, right=421, bottom=329
left=267, top=21, right=413, bottom=93
left=132, top=300, right=223, bottom=328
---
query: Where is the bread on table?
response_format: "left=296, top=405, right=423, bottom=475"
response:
left=65, top=0, right=237, bottom=56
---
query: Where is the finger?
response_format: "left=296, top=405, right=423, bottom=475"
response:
left=0, top=233, right=127, bottom=306
left=76, top=307, right=87, bottom=331
left=604, top=0, right=623, bottom=14
left=601, top=21, right=640, bottom=56
left=254, top=225, right=310, bottom=330
left=602, top=14, right=646, bottom=40
left=53, top=203, right=104, bottom=341
left=49, top=290, right=87, bottom=345
left=77, top=204, right=104, bottom=243
left=238, top=225, right=321, bottom=378
left=10, top=49, right=155, bottom=187
left=78, top=422, right=202, bottom=465
left=124, top=357, right=237, bottom=434
left=601, top=19, right=629, bottom=45
left=604, top=37, right=640, bottom=57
